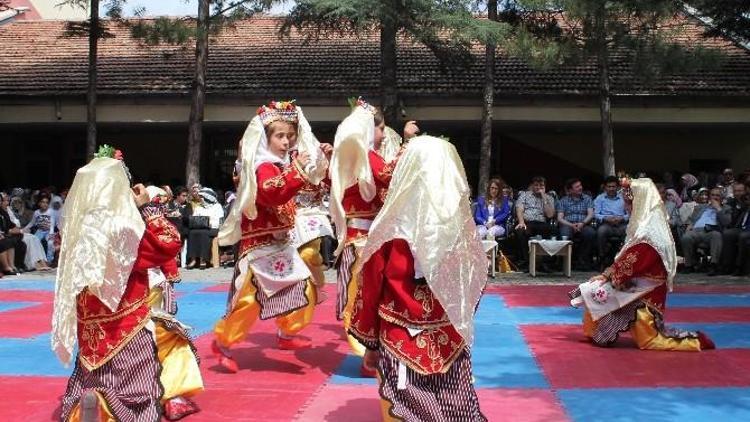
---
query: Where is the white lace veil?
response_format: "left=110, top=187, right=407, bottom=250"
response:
left=356, top=136, right=486, bottom=346
left=52, top=158, right=145, bottom=366
left=617, top=178, right=678, bottom=289
left=329, top=106, right=377, bottom=256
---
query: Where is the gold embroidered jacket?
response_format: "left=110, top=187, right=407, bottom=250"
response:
left=349, top=239, right=465, bottom=375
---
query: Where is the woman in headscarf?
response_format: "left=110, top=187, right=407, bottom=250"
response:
left=186, top=187, right=224, bottom=269
left=329, top=97, right=418, bottom=376
left=349, top=136, right=487, bottom=421
left=569, top=178, right=714, bottom=351
left=143, top=186, right=204, bottom=421
left=2, top=193, right=51, bottom=271
left=0, top=192, right=26, bottom=274
left=10, top=196, right=34, bottom=228
left=680, top=173, right=699, bottom=202
left=55, top=148, right=182, bottom=421
left=212, top=100, right=326, bottom=373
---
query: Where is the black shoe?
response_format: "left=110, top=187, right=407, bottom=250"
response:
left=707, top=265, right=719, bottom=277
left=2, top=269, right=18, bottom=276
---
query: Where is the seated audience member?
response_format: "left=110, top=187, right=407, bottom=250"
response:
left=474, top=178, right=511, bottom=239
left=503, top=185, right=514, bottom=205
left=23, top=194, right=56, bottom=265
left=680, top=187, right=724, bottom=276
left=3, top=193, right=50, bottom=271
left=720, top=182, right=750, bottom=275
left=594, top=176, right=629, bottom=263
left=680, top=173, right=700, bottom=203
left=718, top=168, right=735, bottom=203
left=557, top=178, right=595, bottom=270
left=186, top=187, right=224, bottom=269
left=657, top=184, right=681, bottom=228
left=514, top=176, right=556, bottom=269
left=167, top=186, right=190, bottom=243
left=658, top=183, right=682, bottom=242
left=0, top=192, right=27, bottom=274
left=10, top=196, right=33, bottom=228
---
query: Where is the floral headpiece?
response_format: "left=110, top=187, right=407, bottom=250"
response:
left=347, top=96, right=376, bottom=114
left=95, top=144, right=131, bottom=182
left=94, top=144, right=124, bottom=160
left=257, top=100, right=298, bottom=127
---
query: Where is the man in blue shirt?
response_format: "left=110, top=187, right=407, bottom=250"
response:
left=681, top=187, right=724, bottom=275
left=594, top=176, right=629, bottom=265
left=557, top=178, right=595, bottom=270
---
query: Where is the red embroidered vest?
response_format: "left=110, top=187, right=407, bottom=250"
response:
left=239, top=161, right=307, bottom=257
left=76, top=273, right=150, bottom=370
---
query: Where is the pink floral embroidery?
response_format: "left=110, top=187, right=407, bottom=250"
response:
left=592, top=286, right=609, bottom=304
left=274, top=260, right=286, bottom=273
left=264, top=252, right=294, bottom=277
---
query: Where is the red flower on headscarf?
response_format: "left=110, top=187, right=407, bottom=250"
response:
left=114, top=150, right=124, bottom=161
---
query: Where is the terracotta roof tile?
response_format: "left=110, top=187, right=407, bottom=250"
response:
left=0, top=16, right=749, bottom=98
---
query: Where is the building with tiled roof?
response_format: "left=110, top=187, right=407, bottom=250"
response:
left=1, top=15, right=749, bottom=190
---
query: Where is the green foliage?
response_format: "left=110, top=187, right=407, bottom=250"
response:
left=688, top=0, right=750, bottom=44
left=282, top=0, right=509, bottom=68
left=123, top=1, right=279, bottom=46
left=129, top=17, right=195, bottom=46
left=499, top=0, right=723, bottom=84
left=58, top=0, right=128, bottom=38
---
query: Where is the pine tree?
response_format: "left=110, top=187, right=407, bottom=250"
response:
left=501, top=0, right=721, bottom=176
left=59, top=0, right=128, bottom=160
left=479, top=0, right=499, bottom=196
left=282, top=0, right=507, bottom=126
left=125, top=1, right=279, bottom=186
left=687, top=1, right=750, bottom=45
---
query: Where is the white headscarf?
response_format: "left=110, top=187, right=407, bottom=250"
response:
left=379, top=126, right=403, bottom=162
left=146, top=186, right=167, bottom=202
left=329, top=106, right=377, bottom=256
left=356, top=136, right=486, bottom=346
left=52, top=158, right=145, bottom=366
left=617, top=178, right=677, bottom=289
left=252, top=117, right=288, bottom=171
left=218, top=105, right=319, bottom=246
left=294, top=106, right=328, bottom=185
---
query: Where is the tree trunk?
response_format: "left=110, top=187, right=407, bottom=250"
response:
left=186, top=0, right=210, bottom=187
left=85, top=0, right=99, bottom=160
left=596, top=6, right=615, bottom=176
left=380, top=12, right=399, bottom=126
left=478, top=0, right=497, bottom=197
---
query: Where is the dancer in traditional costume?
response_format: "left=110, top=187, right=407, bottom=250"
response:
left=349, top=135, right=487, bottom=421
left=570, top=178, right=715, bottom=351
left=54, top=148, right=181, bottom=422
left=212, top=100, right=325, bottom=373
left=144, top=186, right=203, bottom=421
left=329, top=98, right=417, bottom=375
left=287, top=109, right=334, bottom=302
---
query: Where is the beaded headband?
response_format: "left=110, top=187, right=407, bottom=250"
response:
left=257, top=100, right=299, bottom=127
left=347, top=96, right=376, bottom=114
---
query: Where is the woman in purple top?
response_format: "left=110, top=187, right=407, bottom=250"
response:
left=474, top=178, right=511, bottom=239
